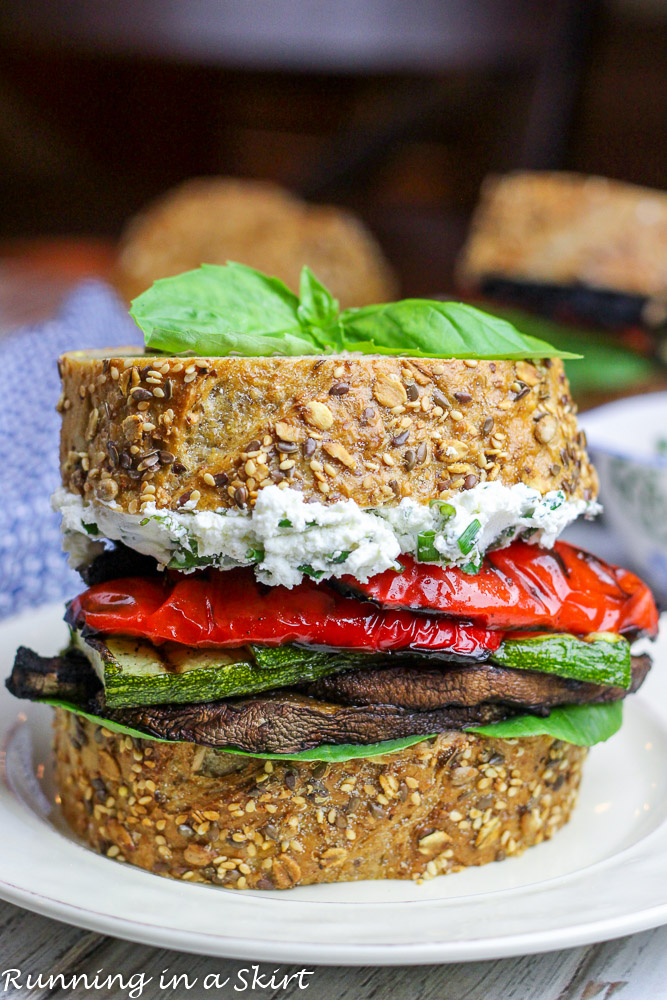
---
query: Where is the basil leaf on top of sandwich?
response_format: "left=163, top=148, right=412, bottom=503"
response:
left=8, top=264, right=659, bottom=889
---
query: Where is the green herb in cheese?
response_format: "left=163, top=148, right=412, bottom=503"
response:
left=53, top=482, right=600, bottom=586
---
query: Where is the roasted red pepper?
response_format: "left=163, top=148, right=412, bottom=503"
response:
left=68, top=570, right=501, bottom=658
left=344, top=541, right=658, bottom=637
left=68, top=540, right=658, bottom=652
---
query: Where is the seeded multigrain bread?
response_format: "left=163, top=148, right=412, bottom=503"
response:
left=458, top=171, right=667, bottom=301
left=57, top=351, right=596, bottom=513
left=114, top=177, right=398, bottom=308
left=54, top=710, right=586, bottom=888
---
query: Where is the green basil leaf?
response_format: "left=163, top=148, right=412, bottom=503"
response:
left=339, top=300, right=581, bottom=359
left=43, top=698, right=432, bottom=760
left=297, top=266, right=340, bottom=332
left=467, top=701, right=622, bottom=746
left=486, top=305, right=658, bottom=394
left=42, top=698, right=176, bottom=742
left=131, top=261, right=321, bottom=357
left=213, top=734, right=434, bottom=762
left=131, top=262, right=580, bottom=360
left=43, top=697, right=621, bottom=755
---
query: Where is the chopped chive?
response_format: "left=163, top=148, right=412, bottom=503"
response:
left=457, top=519, right=481, bottom=555
left=167, top=550, right=208, bottom=569
left=429, top=499, right=456, bottom=520
left=329, top=550, right=351, bottom=564
left=278, top=517, right=292, bottom=528
left=82, top=522, right=99, bottom=535
left=246, top=545, right=265, bottom=563
left=298, top=564, right=325, bottom=579
left=139, top=517, right=150, bottom=526
left=541, top=491, right=565, bottom=512
left=417, top=530, right=440, bottom=562
left=150, top=514, right=172, bottom=526
left=489, top=526, right=517, bottom=550
left=461, top=558, right=483, bottom=575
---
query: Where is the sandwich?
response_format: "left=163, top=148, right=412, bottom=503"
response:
left=114, top=176, right=398, bottom=308
left=7, top=262, right=658, bottom=889
left=457, top=171, right=667, bottom=343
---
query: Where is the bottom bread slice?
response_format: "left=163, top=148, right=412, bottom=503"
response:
left=54, top=708, right=587, bottom=889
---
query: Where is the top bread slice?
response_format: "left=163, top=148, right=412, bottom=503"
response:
left=457, top=171, right=667, bottom=300
left=57, top=351, right=596, bottom=514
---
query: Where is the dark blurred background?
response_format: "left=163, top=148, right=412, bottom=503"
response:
left=0, top=1, right=666, bottom=604
left=0, top=0, right=665, bottom=296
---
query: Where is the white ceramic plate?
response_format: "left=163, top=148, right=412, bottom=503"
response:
left=1, top=604, right=667, bottom=965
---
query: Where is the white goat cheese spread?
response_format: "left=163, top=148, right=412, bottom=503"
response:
left=53, top=483, right=600, bottom=588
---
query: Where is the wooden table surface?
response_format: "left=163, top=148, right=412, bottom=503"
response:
left=1, top=249, right=666, bottom=1000
left=0, top=897, right=666, bottom=1000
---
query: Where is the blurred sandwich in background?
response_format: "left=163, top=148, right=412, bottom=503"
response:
left=115, top=177, right=398, bottom=308
left=457, top=171, right=667, bottom=337
left=456, top=171, right=667, bottom=403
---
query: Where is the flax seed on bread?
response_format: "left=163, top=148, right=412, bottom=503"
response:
left=57, top=350, right=596, bottom=513
left=54, top=709, right=586, bottom=889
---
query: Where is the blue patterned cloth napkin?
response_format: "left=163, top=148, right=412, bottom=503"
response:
left=0, top=281, right=142, bottom=618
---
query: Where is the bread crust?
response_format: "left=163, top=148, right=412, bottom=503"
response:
left=54, top=709, right=586, bottom=889
left=58, top=351, right=596, bottom=513
left=458, top=171, right=667, bottom=299
left=114, top=177, right=398, bottom=308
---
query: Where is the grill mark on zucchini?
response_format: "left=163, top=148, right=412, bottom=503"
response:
left=74, top=632, right=393, bottom=709
left=492, top=632, right=632, bottom=688
left=72, top=629, right=633, bottom=710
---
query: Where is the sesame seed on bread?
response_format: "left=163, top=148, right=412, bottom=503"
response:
left=54, top=709, right=586, bottom=889
left=57, top=350, right=597, bottom=514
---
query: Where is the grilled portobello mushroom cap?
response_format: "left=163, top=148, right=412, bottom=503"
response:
left=104, top=693, right=512, bottom=753
left=298, top=655, right=651, bottom=711
left=8, top=646, right=649, bottom=755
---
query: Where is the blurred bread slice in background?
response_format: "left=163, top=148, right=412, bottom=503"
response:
left=115, top=177, right=398, bottom=308
left=457, top=171, right=667, bottom=332
left=458, top=171, right=667, bottom=299
left=455, top=170, right=667, bottom=406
